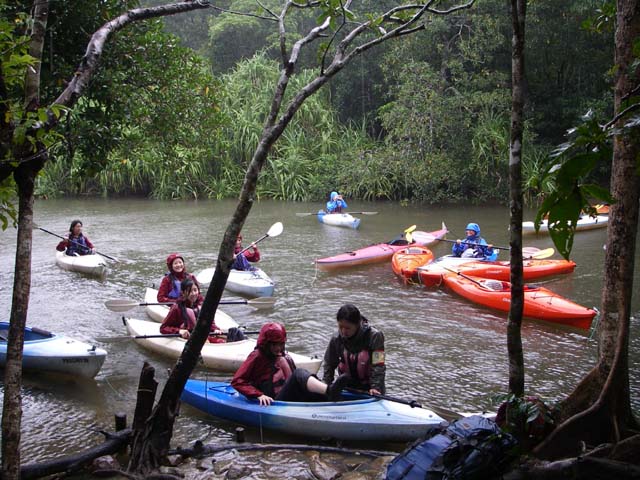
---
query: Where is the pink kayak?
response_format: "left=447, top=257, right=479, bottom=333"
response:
left=316, top=223, right=448, bottom=271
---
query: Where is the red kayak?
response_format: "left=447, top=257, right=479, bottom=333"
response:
left=316, top=223, right=447, bottom=271
left=391, top=246, right=435, bottom=283
left=417, top=256, right=576, bottom=287
left=442, top=273, right=596, bottom=330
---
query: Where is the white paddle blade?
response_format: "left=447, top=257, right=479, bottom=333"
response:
left=249, top=296, right=276, bottom=309
left=267, top=222, right=284, bottom=238
left=196, top=268, right=215, bottom=286
left=104, top=299, right=139, bottom=312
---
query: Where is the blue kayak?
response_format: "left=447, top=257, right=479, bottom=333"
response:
left=181, top=380, right=445, bottom=442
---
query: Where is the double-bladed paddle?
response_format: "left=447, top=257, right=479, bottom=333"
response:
left=296, top=211, right=378, bottom=216
left=104, top=296, right=276, bottom=312
left=195, top=222, right=284, bottom=285
left=98, top=330, right=260, bottom=341
left=35, top=224, right=119, bottom=262
left=344, top=387, right=463, bottom=421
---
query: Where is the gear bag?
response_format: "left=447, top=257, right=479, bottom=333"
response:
left=385, top=415, right=517, bottom=480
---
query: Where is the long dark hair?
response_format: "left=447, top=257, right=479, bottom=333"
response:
left=337, top=303, right=368, bottom=325
left=69, top=219, right=83, bottom=235
left=179, top=278, right=198, bottom=327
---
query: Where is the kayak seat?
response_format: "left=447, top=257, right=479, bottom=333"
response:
left=482, top=280, right=504, bottom=291
left=30, top=327, right=53, bottom=338
left=406, top=247, right=424, bottom=254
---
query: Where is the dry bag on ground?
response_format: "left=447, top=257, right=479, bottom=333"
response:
left=385, top=415, right=517, bottom=480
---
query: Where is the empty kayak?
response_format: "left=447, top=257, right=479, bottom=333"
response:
left=55, top=251, right=107, bottom=278
left=316, top=223, right=448, bottom=271
left=523, top=215, right=608, bottom=234
left=144, top=288, right=238, bottom=332
left=181, top=380, right=445, bottom=442
left=391, top=246, right=435, bottom=283
left=417, top=256, right=576, bottom=287
left=0, top=322, right=107, bottom=379
left=441, top=274, right=596, bottom=329
left=317, top=211, right=361, bottom=229
left=196, top=267, right=275, bottom=298
left=124, top=318, right=321, bottom=373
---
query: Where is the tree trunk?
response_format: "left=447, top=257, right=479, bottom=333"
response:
left=507, top=0, right=527, bottom=398
left=533, top=0, right=639, bottom=459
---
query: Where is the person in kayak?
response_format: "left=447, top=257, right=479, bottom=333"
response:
left=323, top=303, right=386, bottom=395
left=157, top=253, right=203, bottom=303
left=325, top=191, right=347, bottom=213
left=232, top=322, right=349, bottom=406
left=452, top=223, right=497, bottom=261
left=231, top=233, right=260, bottom=271
left=55, top=220, right=95, bottom=256
left=159, top=278, right=240, bottom=343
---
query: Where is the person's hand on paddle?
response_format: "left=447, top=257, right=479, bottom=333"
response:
left=369, top=388, right=381, bottom=395
left=179, top=329, right=190, bottom=339
left=258, top=394, right=274, bottom=406
left=456, top=239, right=462, bottom=244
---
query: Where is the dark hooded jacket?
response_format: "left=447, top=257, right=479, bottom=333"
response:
left=322, top=321, right=386, bottom=393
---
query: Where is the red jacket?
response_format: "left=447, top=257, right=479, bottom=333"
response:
left=157, top=272, right=202, bottom=303
left=160, top=302, right=224, bottom=344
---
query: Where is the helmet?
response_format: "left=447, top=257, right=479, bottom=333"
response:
left=257, top=322, right=287, bottom=348
left=465, top=223, right=480, bottom=234
left=166, top=253, right=184, bottom=272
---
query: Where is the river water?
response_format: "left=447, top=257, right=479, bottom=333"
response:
left=1, top=198, right=638, bottom=466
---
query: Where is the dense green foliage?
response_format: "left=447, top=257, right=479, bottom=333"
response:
left=31, top=0, right=613, bottom=205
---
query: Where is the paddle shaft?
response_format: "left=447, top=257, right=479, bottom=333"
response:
left=344, top=387, right=462, bottom=420
left=437, top=238, right=508, bottom=250
left=135, top=331, right=259, bottom=339
left=38, top=227, right=118, bottom=262
left=297, top=211, right=377, bottom=216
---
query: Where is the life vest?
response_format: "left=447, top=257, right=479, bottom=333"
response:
left=164, top=274, right=181, bottom=299
left=232, top=253, right=252, bottom=271
left=338, top=348, right=371, bottom=386
left=66, top=235, right=91, bottom=256
left=271, top=356, right=294, bottom=396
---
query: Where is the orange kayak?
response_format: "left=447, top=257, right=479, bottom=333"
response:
left=441, top=273, right=596, bottom=329
left=417, top=257, right=576, bottom=287
left=391, top=246, right=435, bottom=282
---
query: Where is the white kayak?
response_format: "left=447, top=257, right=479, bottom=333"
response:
left=317, top=211, right=361, bottom=229
left=144, top=288, right=238, bottom=332
left=523, top=215, right=608, bottom=234
left=55, top=251, right=107, bottom=277
left=124, top=318, right=321, bottom=373
left=195, top=268, right=275, bottom=298
left=0, top=322, right=107, bottom=379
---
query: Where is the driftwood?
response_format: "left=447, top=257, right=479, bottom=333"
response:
left=170, top=439, right=397, bottom=458
left=503, top=456, right=640, bottom=480
left=18, top=428, right=131, bottom=480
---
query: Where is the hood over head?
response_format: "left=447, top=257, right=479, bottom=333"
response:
left=465, top=223, right=481, bottom=234
left=257, top=322, right=287, bottom=349
left=166, top=253, right=184, bottom=273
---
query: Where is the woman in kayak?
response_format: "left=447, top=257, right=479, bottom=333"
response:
left=231, top=233, right=260, bottom=271
left=160, top=278, right=240, bottom=343
left=326, top=191, right=347, bottom=213
left=157, top=253, right=203, bottom=303
left=232, top=322, right=349, bottom=405
left=452, top=223, right=497, bottom=261
left=55, top=219, right=95, bottom=256
left=323, top=303, right=386, bottom=395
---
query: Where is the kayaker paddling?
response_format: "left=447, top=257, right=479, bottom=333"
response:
left=452, top=222, right=497, bottom=261
left=231, top=232, right=260, bottom=271
left=55, top=219, right=96, bottom=256
left=231, top=322, right=349, bottom=406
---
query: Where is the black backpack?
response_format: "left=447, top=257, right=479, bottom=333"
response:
left=385, top=415, right=517, bottom=480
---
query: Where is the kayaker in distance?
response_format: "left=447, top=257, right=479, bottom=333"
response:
left=452, top=223, right=497, bottom=261
left=157, top=253, right=203, bottom=303
left=159, top=278, right=245, bottom=343
left=55, top=219, right=95, bottom=256
left=323, top=304, right=386, bottom=395
left=231, top=233, right=260, bottom=271
left=231, top=322, right=350, bottom=405
left=326, top=191, right=347, bottom=213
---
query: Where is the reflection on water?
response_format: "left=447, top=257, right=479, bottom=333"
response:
left=1, top=198, right=638, bottom=463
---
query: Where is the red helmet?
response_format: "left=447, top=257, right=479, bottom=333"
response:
left=166, top=253, right=184, bottom=272
left=257, top=322, right=287, bottom=348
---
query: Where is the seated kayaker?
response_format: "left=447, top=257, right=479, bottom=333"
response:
left=326, top=191, right=347, bottom=213
left=160, top=278, right=238, bottom=343
left=231, top=322, right=349, bottom=406
left=323, top=304, right=386, bottom=395
left=452, top=223, right=497, bottom=261
left=157, top=253, right=203, bottom=303
left=55, top=219, right=95, bottom=256
left=231, top=233, right=260, bottom=271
